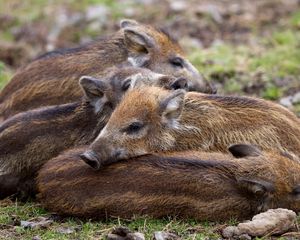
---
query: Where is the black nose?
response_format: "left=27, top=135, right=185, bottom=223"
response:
left=170, top=77, right=188, bottom=90
left=80, top=151, right=101, bottom=170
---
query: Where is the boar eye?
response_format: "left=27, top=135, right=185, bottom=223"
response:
left=170, top=57, right=184, bottom=68
left=292, top=185, right=300, bottom=195
left=122, top=78, right=132, bottom=91
left=123, top=122, right=144, bottom=134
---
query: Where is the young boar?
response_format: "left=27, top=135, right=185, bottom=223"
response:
left=0, top=67, right=184, bottom=199
left=37, top=144, right=300, bottom=221
left=82, top=86, right=300, bottom=169
left=0, top=19, right=214, bottom=121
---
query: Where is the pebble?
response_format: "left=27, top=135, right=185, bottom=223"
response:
left=170, top=1, right=187, bottom=12
left=279, top=96, right=293, bottom=108
left=292, top=92, right=300, bottom=104
left=222, top=208, right=296, bottom=238
left=154, top=231, right=180, bottom=240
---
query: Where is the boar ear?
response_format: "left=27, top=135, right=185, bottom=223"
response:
left=127, top=73, right=144, bottom=90
left=123, top=26, right=155, bottom=67
left=159, top=89, right=186, bottom=126
left=120, top=19, right=139, bottom=28
left=79, top=76, right=109, bottom=113
left=228, top=144, right=262, bottom=158
left=238, top=178, right=274, bottom=196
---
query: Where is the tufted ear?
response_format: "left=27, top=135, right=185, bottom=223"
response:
left=159, top=89, right=186, bottom=127
left=120, top=19, right=139, bottom=28
left=121, top=20, right=157, bottom=67
left=126, top=73, right=144, bottom=90
left=79, top=76, right=109, bottom=113
left=228, top=144, right=262, bottom=158
left=238, top=178, right=274, bottom=196
left=123, top=28, right=155, bottom=54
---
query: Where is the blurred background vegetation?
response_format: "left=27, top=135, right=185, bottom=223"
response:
left=0, top=0, right=300, bottom=239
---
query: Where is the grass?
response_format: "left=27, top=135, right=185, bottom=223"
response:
left=0, top=201, right=225, bottom=239
left=0, top=200, right=299, bottom=239
left=188, top=28, right=300, bottom=100
left=0, top=62, right=12, bottom=89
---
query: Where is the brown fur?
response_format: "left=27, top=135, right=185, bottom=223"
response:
left=85, top=86, right=300, bottom=167
left=37, top=146, right=300, bottom=221
left=0, top=19, right=214, bottom=121
left=0, top=67, right=181, bottom=199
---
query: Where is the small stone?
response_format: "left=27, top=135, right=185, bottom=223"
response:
left=56, top=226, right=75, bottom=234
left=107, top=233, right=125, bottom=240
left=279, top=96, right=293, bottom=108
left=222, top=226, right=240, bottom=238
left=237, top=208, right=296, bottom=237
left=170, top=1, right=187, bottom=12
left=108, top=226, right=145, bottom=240
left=32, top=236, right=41, bottom=240
left=20, top=217, right=53, bottom=230
left=154, top=231, right=180, bottom=240
left=292, top=92, right=300, bottom=104
left=127, top=232, right=145, bottom=240
left=238, top=233, right=252, bottom=240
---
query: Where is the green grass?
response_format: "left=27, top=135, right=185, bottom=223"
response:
left=0, top=200, right=299, bottom=239
left=0, top=201, right=225, bottom=239
left=188, top=20, right=300, bottom=100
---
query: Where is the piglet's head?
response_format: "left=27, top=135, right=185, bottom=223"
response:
left=81, top=86, right=186, bottom=169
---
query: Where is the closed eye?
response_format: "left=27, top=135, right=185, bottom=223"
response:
left=170, top=57, right=184, bottom=68
left=292, top=185, right=300, bottom=195
left=123, top=122, right=144, bottom=134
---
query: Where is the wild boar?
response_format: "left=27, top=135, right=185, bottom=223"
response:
left=82, top=86, right=300, bottom=169
left=0, top=67, right=185, bottom=199
left=0, top=19, right=214, bottom=121
left=37, top=144, right=300, bottom=221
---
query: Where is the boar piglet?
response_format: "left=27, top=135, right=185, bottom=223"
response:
left=82, top=86, right=300, bottom=169
left=37, top=144, right=300, bottom=221
left=0, top=19, right=214, bottom=120
left=0, top=67, right=185, bottom=199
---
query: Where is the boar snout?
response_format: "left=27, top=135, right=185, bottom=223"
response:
left=189, top=80, right=216, bottom=94
left=81, top=145, right=127, bottom=169
left=80, top=150, right=101, bottom=170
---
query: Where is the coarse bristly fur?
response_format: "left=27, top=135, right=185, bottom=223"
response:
left=0, top=67, right=183, bottom=199
left=83, top=86, right=300, bottom=168
left=37, top=145, right=300, bottom=221
left=0, top=19, right=214, bottom=121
